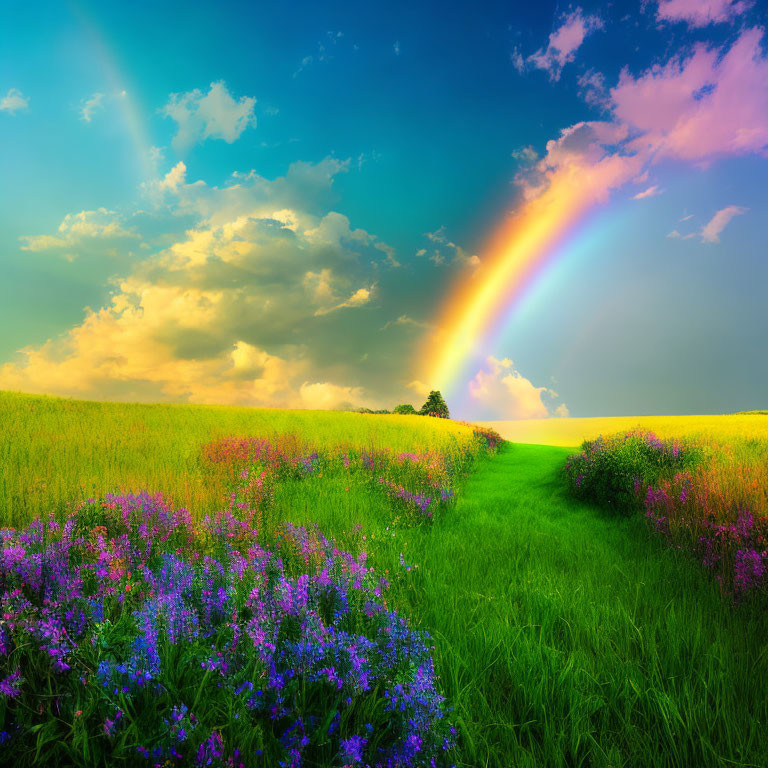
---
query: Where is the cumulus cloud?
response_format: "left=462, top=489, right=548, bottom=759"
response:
left=467, top=357, right=566, bottom=420
left=700, top=205, right=747, bottom=242
left=516, top=28, right=768, bottom=214
left=656, top=0, right=752, bottom=27
left=0, top=88, right=29, bottom=115
left=161, top=81, right=257, bottom=151
left=1, top=159, right=400, bottom=408
left=527, top=8, right=603, bottom=81
left=20, top=208, right=138, bottom=260
left=610, top=28, right=768, bottom=163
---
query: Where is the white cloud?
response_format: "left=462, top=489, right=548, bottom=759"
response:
left=0, top=88, right=29, bottom=115
left=666, top=205, right=747, bottom=242
left=700, top=205, right=747, bottom=243
left=161, top=81, right=257, bottom=151
left=80, top=93, right=105, bottom=122
left=527, top=9, right=603, bottom=81
left=467, top=357, right=567, bottom=420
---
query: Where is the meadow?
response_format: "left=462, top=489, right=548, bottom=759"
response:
left=1, top=391, right=768, bottom=767
left=485, top=413, right=768, bottom=447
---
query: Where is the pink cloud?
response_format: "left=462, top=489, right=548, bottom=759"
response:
left=656, top=0, right=752, bottom=27
left=700, top=205, right=748, bottom=242
left=528, top=8, right=603, bottom=81
left=611, top=28, right=768, bottom=163
left=467, top=357, right=565, bottom=420
left=632, top=184, right=663, bottom=199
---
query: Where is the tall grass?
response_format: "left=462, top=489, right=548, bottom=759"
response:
left=0, top=391, right=475, bottom=527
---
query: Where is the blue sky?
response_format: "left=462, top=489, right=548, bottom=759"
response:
left=1, top=0, right=767, bottom=417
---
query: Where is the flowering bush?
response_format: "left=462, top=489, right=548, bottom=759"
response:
left=201, top=435, right=492, bottom=527
left=0, top=492, right=456, bottom=766
left=564, top=430, right=698, bottom=515
left=565, top=431, right=768, bottom=601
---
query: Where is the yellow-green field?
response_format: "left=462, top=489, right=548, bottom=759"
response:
left=484, top=413, right=768, bottom=447
left=0, top=390, right=474, bottom=526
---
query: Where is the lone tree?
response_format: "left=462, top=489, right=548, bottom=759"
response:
left=393, top=403, right=417, bottom=415
left=420, top=390, right=450, bottom=419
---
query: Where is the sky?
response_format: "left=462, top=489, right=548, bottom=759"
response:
left=1, top=0, right=767, bottom=419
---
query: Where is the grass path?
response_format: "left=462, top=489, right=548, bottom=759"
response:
left=395, top=443, right=768, bottom=767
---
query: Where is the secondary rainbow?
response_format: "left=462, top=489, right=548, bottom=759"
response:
left=424, top=176, right=599, bottom=399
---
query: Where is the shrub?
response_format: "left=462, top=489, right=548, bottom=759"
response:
left=393, top=404, right=417, bottom=415
left=420, top=392, right=450, bottom=420
left=564, top=430, right=698, bottom=514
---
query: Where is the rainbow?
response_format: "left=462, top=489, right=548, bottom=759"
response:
left=423, top=176, right=605, bottom=407
left=71, top=2, right=155, bottom=181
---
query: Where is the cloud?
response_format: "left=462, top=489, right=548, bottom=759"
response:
left=632, top=184, right=663, bottom=199
left=313, top=284, right=375, bottom=316
left=293, top=31, right=344, bottom=77
left=656, top=0, right=752, bottom=27
left=610, top=28, right=768, bottom=163
left=420, top=226, right=480, bottom=267
left=80, top=93, right=104, bottom=122
left=299, top=381, right=364, bottom=410
left=700, top=205, right=747, bottom=242
left=511, top=145, right=538, bottom=163
left=161, top=81, right=257, bottom=151
left=667, top=205, right=747, bottom=241
left=80, top=90, right=126, bottom=122
left=527, top=8, right=603, bottom=81
left=0, top=88, right=29, bottom=115
left=381, top=315, right=432, bottom=332
left=578, top=69, right=609, bottom=108
left=516, top=28, right=768, bottom=215
left=1, top=159, right=400, bottom=408
left=20, top=208, right=138, bottom=260
left=467, top=357, right=567, bottom=420
left=666, top=228, right=696, bottom=239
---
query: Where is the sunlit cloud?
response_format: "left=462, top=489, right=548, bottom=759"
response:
left=0, top=159, right=399, bottom=408
left=20, top=208, right=138, bottom=260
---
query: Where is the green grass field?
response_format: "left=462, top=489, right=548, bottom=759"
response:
left=0, top=390, right=474, bottom=527
left=2, top=392, right=767, bottom=766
